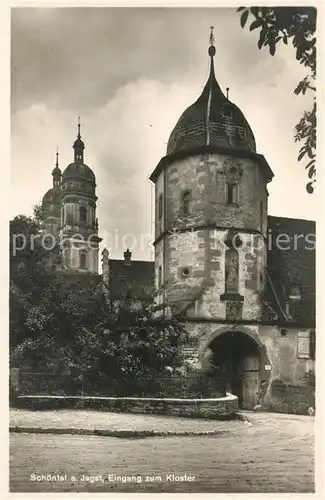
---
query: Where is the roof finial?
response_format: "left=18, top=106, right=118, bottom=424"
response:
left=207, top=26, right=216, bottom=83
left=208, top=26, right=216, bottom=57
left=209, top=26, right=215, bottom=46
left=56, top=146, right=59, bottom=167
left=77, top=116, right=81, bottom=139
left=226, top=87, right=230, bottom=99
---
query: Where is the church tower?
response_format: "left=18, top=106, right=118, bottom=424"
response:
left=150, top=29, right=274, bottom=323
left=60, top=119, right=102, bottom=274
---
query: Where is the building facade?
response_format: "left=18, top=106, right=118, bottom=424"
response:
left=41, top=33, right=315, bottom=413
left=149, top=33, right=315, bottom=412
left=42, top=121, right=102, bottom=274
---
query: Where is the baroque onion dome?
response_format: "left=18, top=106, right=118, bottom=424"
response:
left=167, top=27, right=256, bottom=156
left=62, top=117, right=96, bottom=193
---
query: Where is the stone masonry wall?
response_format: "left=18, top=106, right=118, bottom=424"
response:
left=186, top=322, right=315, bottom=414
left=154, top=152, right=268, bottom=321
left=15, top=395, right=239, bottom=419
left=165, top=153, right=267, bottom=232
left=164, top=228, right=266, bottom=321
left=259, top=324, right=313, bottom=386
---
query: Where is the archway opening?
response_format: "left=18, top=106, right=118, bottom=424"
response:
left=208, top=331, right=261, bottom=410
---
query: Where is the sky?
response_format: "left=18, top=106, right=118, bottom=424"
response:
left=10, top=6, right=317, bottom=261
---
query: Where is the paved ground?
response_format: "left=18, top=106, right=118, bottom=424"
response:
left=10, top=411, right=314, bottom=493
left=10, top=408, right=244, bottom=434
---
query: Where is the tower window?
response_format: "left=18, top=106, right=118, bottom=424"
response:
left=227, top=183, right=237, bottom=204
left=158, top=265, right=162, bottom=287
left=80, top=206, right=87, bottom=223
left=182, top=189, right=191, bottom=216
left=64, top=249, right=70, bottom=268
left=158, top=194, right=163, bottom=220
left=225, top=248, right=239, bottom=293
left=80, top=252, right=86, bottom=269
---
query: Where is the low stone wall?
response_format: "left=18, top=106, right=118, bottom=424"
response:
left=15, top=394, right=238, bottom=419
left=264, top=379, right=315, bottom=415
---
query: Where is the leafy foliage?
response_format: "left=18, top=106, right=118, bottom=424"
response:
left=10, top=208, right=188, bottom=388
left=238, top=6, right=317, bottom=192
left=73, top=298, right=188, bottom=384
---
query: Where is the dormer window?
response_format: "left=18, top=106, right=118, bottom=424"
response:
left=222, top=105, right=232, bottom=119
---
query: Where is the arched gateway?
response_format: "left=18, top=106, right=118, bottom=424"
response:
left=206, top=331, right=268, bottom=410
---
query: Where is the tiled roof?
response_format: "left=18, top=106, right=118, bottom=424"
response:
left=266, top=215, right=315, bottom=327
left=167, top=54, right=256, bottom=156
left=108, top=259, right=154, bottom=300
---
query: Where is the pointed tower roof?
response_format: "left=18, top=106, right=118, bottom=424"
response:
left=167, top=27, right=256, bottom=155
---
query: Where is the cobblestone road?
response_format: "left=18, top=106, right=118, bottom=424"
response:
left=10, top=412, right=315, bottom=493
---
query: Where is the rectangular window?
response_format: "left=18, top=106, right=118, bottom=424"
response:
left=158, top=194, right=163, bottom=220
left=227, top=183, right=236, bottom=204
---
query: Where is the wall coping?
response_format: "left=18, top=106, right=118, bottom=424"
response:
left=18, top=393, right=237, bottom=403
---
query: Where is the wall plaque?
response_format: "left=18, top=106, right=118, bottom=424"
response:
left=297, top=331, right=310, bottom=359
left=226, top=301, right=243, bottom=321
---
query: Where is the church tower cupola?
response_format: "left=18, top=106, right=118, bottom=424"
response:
left=60, top=123, right=102, bottom=274
left=73, top=116, right=85, bottom=164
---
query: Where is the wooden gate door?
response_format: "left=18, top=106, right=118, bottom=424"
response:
left=240, top=354, right=260, bottom=410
